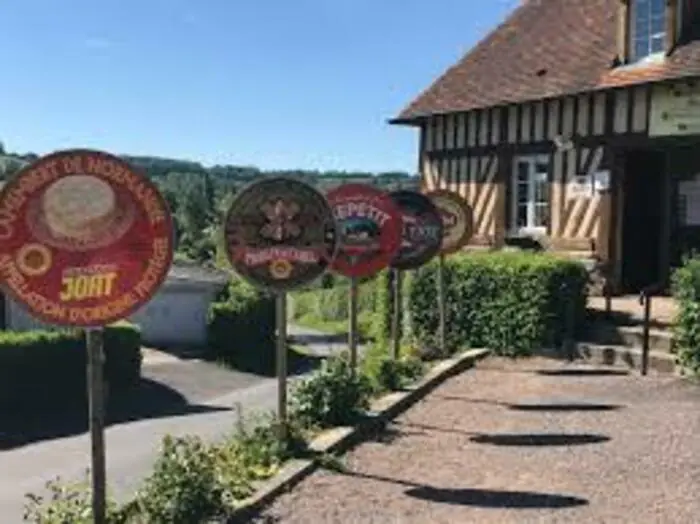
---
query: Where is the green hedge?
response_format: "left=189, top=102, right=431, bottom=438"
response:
left=0, top=322, right=142, bottom=412
left=371, top=269, right=414, bottom=344
left=672, top=256, right=700, bottom=376
left=408, top=252, right=588, bottom=356
left=207, top=278, right=276, bottom=374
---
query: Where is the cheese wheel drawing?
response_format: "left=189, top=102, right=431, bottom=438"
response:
left=42, top=175, right=117, bottom=242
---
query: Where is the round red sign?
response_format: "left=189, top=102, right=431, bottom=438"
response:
left=327, top=184, right=402, bottom=278
left=0, top=149, right=174, bottom=327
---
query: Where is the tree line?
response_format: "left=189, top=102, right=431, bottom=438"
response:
left=0, top=146, right=418, bottom=266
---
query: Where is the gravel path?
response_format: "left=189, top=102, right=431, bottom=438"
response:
left=255, top=357, right=700, bottom=524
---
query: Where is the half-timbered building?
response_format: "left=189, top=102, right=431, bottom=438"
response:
left=391, top=0, right=700, bottom=294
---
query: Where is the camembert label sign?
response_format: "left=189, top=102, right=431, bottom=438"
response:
left=326, top=183, right=402, bottom=278
left=224, top=177, right=338, bottom=291
left=0, top=149, right=174, bottom=327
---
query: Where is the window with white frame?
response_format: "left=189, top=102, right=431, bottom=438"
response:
left=511, top=155, right=550, bottom=235
left=629, top=0, right=667, bottom=62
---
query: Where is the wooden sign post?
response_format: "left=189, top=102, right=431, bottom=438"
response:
left=388, top=190, right=444, bottom=359
left=275, top=293, right=288, bottom=440
left=224, top=177, right=338, bottom=440
left=0, top=149, right=175, bottom=523
left=436, top=255, right=447, bottom=356
left=326, top=184, right=402, bottom=369
left=348, top=277, right=359, bottom=368
left=86, top=328, right=106, bottom=521
left=391, top=269, right=403, bottom=360
left=426, top=190, right=474, bottom=356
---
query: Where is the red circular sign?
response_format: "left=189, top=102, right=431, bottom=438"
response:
left=0, top=149, right=174, bottom=327
left=326, top=184, right=402, bottom=278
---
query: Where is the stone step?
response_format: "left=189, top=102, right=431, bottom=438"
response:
left=582, top=321, right=674, bottom=353
left=574, top=342, right=677, bottom=375
left=538, top=343, right=677, bottom=375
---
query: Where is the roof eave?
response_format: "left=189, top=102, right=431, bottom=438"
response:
left=387, top=115, right=425, bottom=127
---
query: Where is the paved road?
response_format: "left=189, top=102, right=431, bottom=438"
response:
left=288, top=324, right=366, bottom=358
left=1, top=325, right=347, bottom=524
left=257, top=357, right=700, bottom=524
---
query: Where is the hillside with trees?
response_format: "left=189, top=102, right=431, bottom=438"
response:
left=0, top=144, right=418, bottom=266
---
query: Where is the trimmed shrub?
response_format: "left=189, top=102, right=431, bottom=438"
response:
left=104, top=321, right=142, bottom=390
left=408, top=252, right=588, bottom=357
left=0, top=322, right=142, bottom=412
left=206, top=278, right=276, bottom=374
left=671, top=256, right=700, bottom=376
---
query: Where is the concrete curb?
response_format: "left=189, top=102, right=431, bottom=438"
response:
left=226, top=348, right=490, bottom=522
left=537, top=343, right=678, bottom=375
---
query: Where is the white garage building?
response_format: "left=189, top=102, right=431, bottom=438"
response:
left=4, top=263, right=229, bottom=348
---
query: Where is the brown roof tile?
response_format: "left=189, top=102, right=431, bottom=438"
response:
left=393, top=0, right=700, bottom=123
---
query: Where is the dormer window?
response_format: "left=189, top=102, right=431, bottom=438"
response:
left=624, top=0, right=685, bottom=64
left=629, top=0, right=667, bottom=62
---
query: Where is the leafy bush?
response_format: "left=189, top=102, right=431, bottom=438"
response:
left=408, top=252, right=588, bottom=357
left=132, top=435, right=225, bottom=523
left=207, top=278, right=276, bottom=374
left=131, top=412, right=304, bottom=522
left=361, top=342, right=424, bottom=392
left=290, top=356, right=372, bottom=428
left=0, top=322, right=142, bottom=412
left=672, top=256, right=700, bottom=376
left=25, top=412, right=300, bottom=524
left=23, top=475, right=126, bottom=524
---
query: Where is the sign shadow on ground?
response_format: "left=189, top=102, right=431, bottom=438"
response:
left=405, top=485, right=588, bottom=509
left=469, top=433, right=611, bottom=447
left=324, top=468, right=589, bottom=510
left=397, top=422, right=612, bottom=447
left=0, top=378, right=230, bottom=450
left=536, top=368, right=630, bottom=377
left=507, top=402, right=622, bottom=412
left=434, top=395, right=624, bottom=412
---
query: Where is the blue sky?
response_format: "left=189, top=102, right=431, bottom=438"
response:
left=0, top=0, right=519, bottom=173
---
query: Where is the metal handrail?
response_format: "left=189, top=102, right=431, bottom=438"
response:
left=599, top=261, right=613, bottom=319
left=639, top=282, right=664, bottom=376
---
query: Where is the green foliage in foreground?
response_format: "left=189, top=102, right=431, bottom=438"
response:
left=672, top=255, right=700, bottom=376
left=24, top=347, right=428, bottom=523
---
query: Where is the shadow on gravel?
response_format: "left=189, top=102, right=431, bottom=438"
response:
left=435, top=396, right=623, bottom=412
left=508, top=403, right=622, bottom=412
left=536, top=369, right=629, bottom=377
left=332, top=470, right=588, bottom=510
left=406, top=486, right=588, bottom=509
left=0, top=378, right=230, bottom=450
left=470, top=433, right=611, bottom=447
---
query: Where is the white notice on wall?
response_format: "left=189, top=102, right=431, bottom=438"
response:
left=679, top=176, right=700, bottom=226
left=567, top=175, right=593, bottom=199
left=594, top=170, right=610, bottom=192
